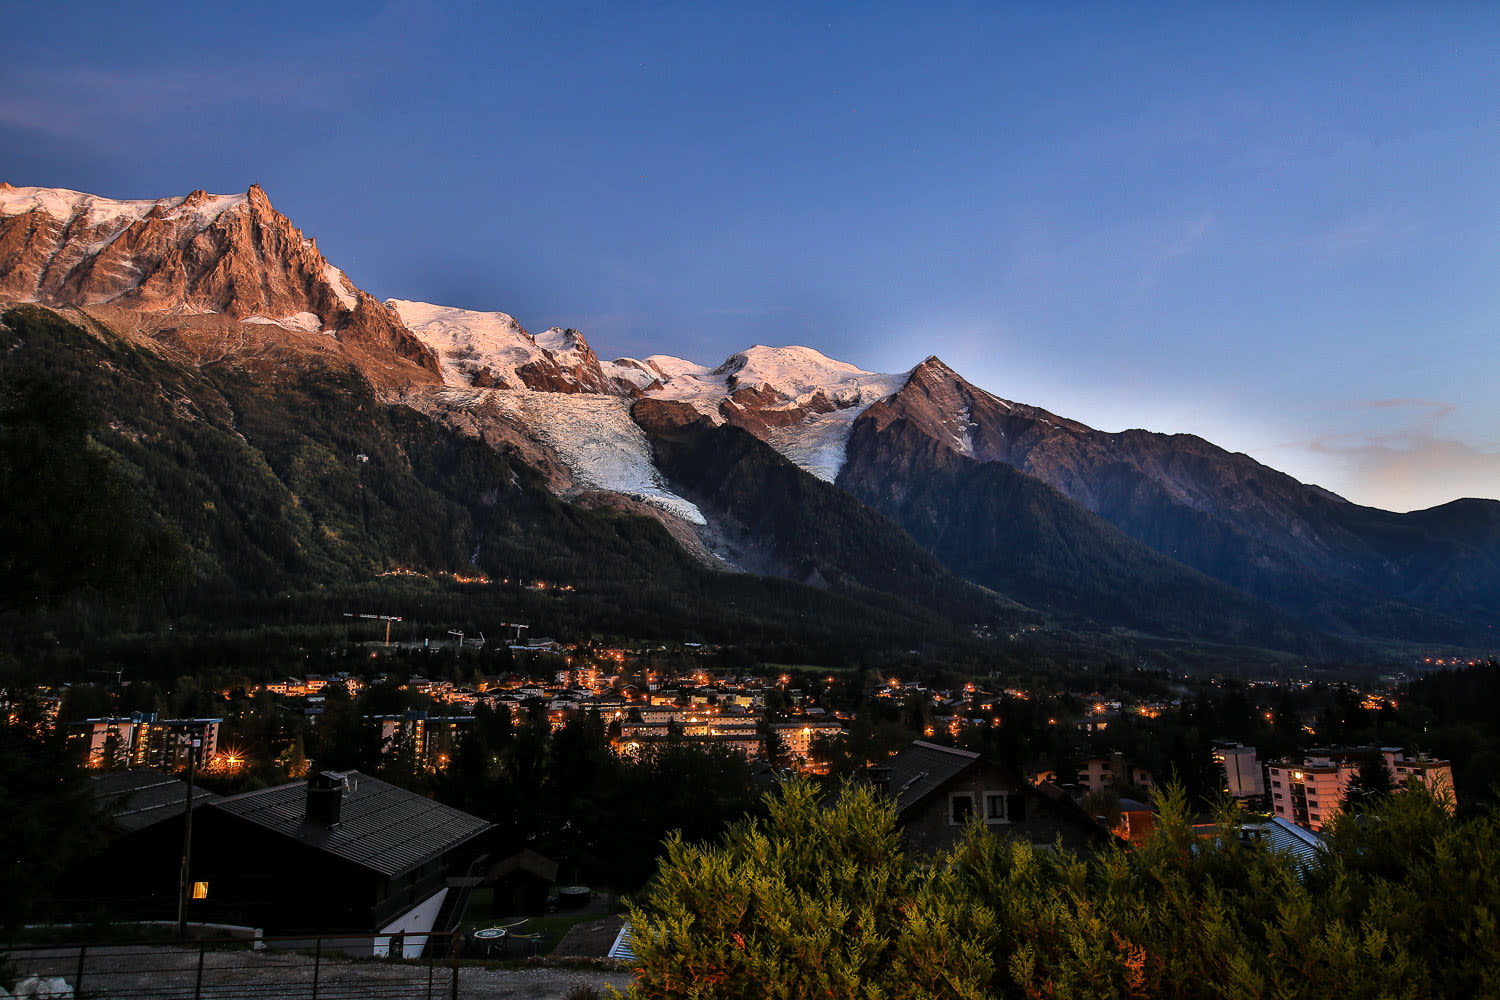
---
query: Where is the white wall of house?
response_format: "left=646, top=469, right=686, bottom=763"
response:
left=374, top=887, right=450, bottom=959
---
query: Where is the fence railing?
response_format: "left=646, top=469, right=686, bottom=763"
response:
left=3, top=932, right=461, bottom=1000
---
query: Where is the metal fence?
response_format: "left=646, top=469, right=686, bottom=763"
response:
left=3, top=933, right=461, bottom=1000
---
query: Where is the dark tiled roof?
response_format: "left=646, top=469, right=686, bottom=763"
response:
left=884, top=741, right=982, bottom=814
left=91, top=767, right=219, bottom=834
left=210, top=771, right=490, bottom=878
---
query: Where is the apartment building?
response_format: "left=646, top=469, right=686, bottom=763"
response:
left=72, top=715, right=221, bottom=770
left=1213, top=741, right=1266, bottom=800
left=1267, top=746, right=1455, bottom=832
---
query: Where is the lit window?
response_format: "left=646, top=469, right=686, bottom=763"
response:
left=192, top=881, right=209, bottom=900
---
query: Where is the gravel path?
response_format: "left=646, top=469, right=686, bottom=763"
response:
left=460, top=963, right=636, bottom=998
left=5, top=944, right=638, bottom=999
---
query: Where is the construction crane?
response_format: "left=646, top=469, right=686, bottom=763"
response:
left=498, top=621, right=530, bottom=642
left=343, top=612, right=403, bottom=646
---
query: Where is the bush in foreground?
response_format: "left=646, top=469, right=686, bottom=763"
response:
left=624, top=779, right=1498, bottom=999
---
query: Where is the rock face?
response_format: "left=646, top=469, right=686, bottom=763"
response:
left=0, top=183, right=439, bottom=376
left=853, top=357, right=1365, bottom=581
left=840, top=358, right=1500, bottom=640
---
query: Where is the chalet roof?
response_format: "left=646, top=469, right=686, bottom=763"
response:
left=210, top=771, right=490, bottom=879
left=91, top=767, right=219, bottom=834
left=885, top=741, right=983, bottom=814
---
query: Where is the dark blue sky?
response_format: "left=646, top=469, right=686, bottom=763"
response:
left=3, top=2, right=1496, bottom=510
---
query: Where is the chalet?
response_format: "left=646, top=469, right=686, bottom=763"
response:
left=188, top=771, right=491, bottom=955
left=62, top=767, right=221, bottom=919
left=877, top=741, right=1107, bottom=854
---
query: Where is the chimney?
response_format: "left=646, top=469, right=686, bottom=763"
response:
left=305, top=770, right=347, bottom=826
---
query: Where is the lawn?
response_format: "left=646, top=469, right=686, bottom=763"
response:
left=460, top=888, right=619, bottom=958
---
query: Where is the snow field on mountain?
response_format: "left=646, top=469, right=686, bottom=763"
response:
left=642, top=355, right=712, bottom=380
left=324, top=264, right=358, bottom=311
left=0, top=186, right=246, bottom=229
left=651, top=346, right=908, bottom=481
left=764, top=406, right=874, bottom=483
left=389, top=299, right=538, bottom=388
left=486, top=391, right=707, bottom=525
left=600, top=358, right=659, bottom=391
left=245, top=312, right=323, bottom=333
left=393, top=304, right=913, bottom=483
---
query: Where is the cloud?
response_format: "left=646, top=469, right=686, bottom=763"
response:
left=0, top=64, right=350, bottom=147
left=1301, top=210, right=1422, bottom=261
left=1294, top=399, right=1500, bottom=510
left=0, top=2, right=449, bottom=152
left=1162, top=210, right=1216, bottom=260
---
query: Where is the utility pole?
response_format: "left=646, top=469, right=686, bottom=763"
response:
left=176, top=728, right=201, bottom=937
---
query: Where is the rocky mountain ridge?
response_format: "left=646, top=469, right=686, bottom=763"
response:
left=4, top=183, right=1496, bottom=648
left=0, top=183, right=440, bottom=381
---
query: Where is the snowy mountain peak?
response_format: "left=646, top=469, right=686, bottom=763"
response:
left=387, top=300, right=535, bottom=388
left=389, top=301, right=633, bottom=395
left=534, top=327, right=584, bottom=353
left=0, top=184, right=250, bottom=230
left=713, top=344, right=871, bottom=395
left=642, top=355, right=713, bottom=380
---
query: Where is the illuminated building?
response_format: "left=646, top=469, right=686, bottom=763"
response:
left=1213, top=741, right=1266, bottom=800
left=1267, top=746, right=1456, bottom=832
left=71, top=715, right=220, bottom=770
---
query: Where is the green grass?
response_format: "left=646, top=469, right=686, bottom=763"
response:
left=459, top=887, right=625, bottom=958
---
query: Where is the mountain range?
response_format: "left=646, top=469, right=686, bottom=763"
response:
left=2, top=183, right=1495, bottom=655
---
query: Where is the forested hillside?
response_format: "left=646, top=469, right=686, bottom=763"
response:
left=0, top=306, right=984, bottom=659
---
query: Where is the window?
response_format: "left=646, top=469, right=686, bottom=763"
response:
left=950, top=793, right=974, bottom=824
left=985, top=792, right=1007, bottom=823
left=1271, top=780, right=1281, bottom=788
left=192, top=881, right=209, bottom=900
